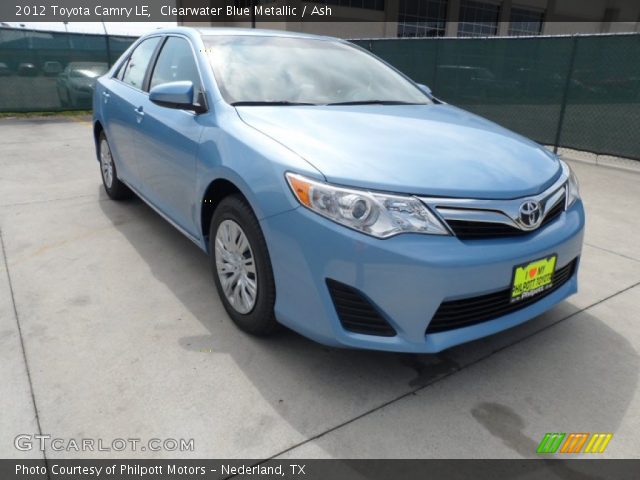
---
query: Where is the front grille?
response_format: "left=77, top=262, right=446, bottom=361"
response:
left=445, top=195, right=566, bottom=240
left=426, top=258, right=577, bottom=334
left=326, top=279, right=396, bottom=337
left=446, top=219, right=528, bottom=238
left=540, top=197, right=565, bottom=227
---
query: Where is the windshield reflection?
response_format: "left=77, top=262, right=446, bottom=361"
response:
left=202, top=35, right=430, bottom=106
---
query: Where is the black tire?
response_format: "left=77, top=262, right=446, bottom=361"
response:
left=209, top=194, right=278, bottom=336
left=67, top=88, right=76, bottom=108
left=98, top=131, right=132, bottom=200
left=58, top=86, right=68, bottom=107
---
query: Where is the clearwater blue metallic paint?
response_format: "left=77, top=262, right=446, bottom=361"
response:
left=93, top=27, right=585, bottom=353
left=235, top=104, right=562, bottom=199
left=261, top=203, right=583, bottom=352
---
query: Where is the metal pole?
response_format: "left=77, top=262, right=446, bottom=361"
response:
left=101, top=21, right=112, bottom=67
left=553, top=35, right=578, bottom=154
left=432, top=38, right=440, bottom=91
left=251, top=0, right=256, bottom=28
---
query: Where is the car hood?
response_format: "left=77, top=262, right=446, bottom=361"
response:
left=236, top=104, right=562, bottom=199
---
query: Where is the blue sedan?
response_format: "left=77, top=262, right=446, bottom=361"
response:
left=93, top=27, right=584, bottom=353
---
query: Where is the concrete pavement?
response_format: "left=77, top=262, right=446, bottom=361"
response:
left=0, top=117, right=638, bottom=459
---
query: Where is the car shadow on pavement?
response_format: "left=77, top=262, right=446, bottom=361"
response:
left=99, top=188, right=638, bottom=459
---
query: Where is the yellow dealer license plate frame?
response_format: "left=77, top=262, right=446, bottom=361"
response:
left=511, top=255, right=557, bottom=303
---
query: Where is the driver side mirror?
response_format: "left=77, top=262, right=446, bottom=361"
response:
left=149, top=81, right=206, bottom=113
left=417, top=84, right=433, bottom=97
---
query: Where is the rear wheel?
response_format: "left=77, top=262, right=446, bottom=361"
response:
left=67, top=88, right=76, bottom=108
left=210, top=195, right=278, bottom=336
left=98, top=132, right=131, bottom=200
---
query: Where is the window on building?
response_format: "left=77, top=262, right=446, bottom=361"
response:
left=314, top=0, right=385, bottom=11
left=508, top=7, right=544, bottom=36
left=457, top=0, right=500, bottom=37
left=234, top=0, right=385, bottom=15
left=397, top=0, right=448, bottom=37
left=234, top=0, right=275, bottom=7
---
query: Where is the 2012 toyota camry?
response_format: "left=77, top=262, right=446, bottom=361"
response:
left=92, top=27, right=584, bottom=353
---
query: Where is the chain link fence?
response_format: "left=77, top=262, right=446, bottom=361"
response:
left=353, top=33, right=640, bottom=160
left=0, top=27, right=135, bottom=112
left=1, top=28, right=638, bottom=160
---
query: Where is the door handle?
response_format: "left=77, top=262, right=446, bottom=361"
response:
left=102, top=91, right=110, bottom=103
left=134, top=106, right=144, bottom=123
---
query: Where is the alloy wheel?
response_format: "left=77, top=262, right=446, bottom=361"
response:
left=214, top=219, right=258, bottom=314
left=100, top=138, right=114, bottom=188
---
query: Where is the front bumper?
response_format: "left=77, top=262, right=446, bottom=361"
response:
left=260, top=200, right=585, bottom=353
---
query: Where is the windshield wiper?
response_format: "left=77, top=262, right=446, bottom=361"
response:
left=325, top=100, right=423, bottom=106
left=231, top=101, right=317, bottom=106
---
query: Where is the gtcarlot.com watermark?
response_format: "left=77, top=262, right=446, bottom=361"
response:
left=15, top=434, right=195, bottom=453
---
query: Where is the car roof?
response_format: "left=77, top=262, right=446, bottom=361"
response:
left=68, top=62, right=108, bottom=67
left=439, top=65, right=481, bottom=70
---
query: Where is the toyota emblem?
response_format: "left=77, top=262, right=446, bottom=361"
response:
left=519, top=201, right=542, bottom=228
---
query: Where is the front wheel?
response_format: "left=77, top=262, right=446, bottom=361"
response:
left=209, top=195, right=278, bottom=336
left=58, top=86, right=68, bottom=107
left=98, top=132, right=132, bottom=200
left=67, top=88, right=76, bottom=108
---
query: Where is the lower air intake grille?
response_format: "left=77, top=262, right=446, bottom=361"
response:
left=426, top=258, right=577, bottom=334
left=326, top=279, right=396, bottom=337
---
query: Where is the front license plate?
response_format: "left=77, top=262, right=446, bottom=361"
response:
left=511, top=255, right=557, bottom=303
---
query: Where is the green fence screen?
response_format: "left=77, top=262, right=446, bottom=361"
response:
left=1, top=28, right=638, bottom=160
left=0, top=27, right=135, bottom=112
left=352, top=34, right=640, bottom=160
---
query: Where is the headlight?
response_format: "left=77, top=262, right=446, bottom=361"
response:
left=285, top=173, right=449, bottom=238
left=563, top=161, right=580, bottom=208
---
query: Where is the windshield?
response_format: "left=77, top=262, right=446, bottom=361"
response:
left=202, top=35, right=430, bottom=106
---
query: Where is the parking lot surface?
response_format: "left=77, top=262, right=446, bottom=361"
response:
left=1, top=117, right=639, bottom=459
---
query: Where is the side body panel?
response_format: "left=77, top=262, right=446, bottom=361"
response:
left=135, top=94, right=204, bottom=237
